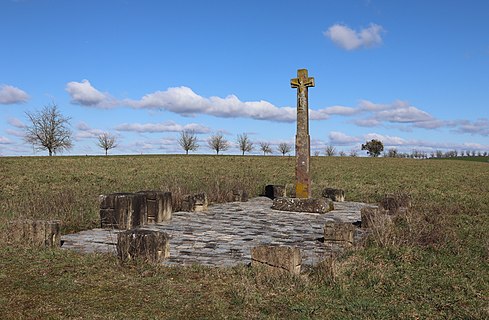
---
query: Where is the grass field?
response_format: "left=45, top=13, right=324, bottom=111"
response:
left=0, top=155, right=488, bottom=319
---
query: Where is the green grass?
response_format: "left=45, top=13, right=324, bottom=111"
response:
left=0, top=155, right=488, bottom=319
left=430, top=156, right=489, bottom=162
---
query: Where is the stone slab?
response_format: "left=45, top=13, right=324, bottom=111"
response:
left=271, top=197, right=334, bottom=213
left=61, top=197, right=369, bottom=267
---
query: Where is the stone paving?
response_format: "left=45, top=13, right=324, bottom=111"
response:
left=61, top=197, right=370, bottom=267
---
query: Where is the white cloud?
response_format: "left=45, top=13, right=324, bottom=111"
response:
left=0, top=85, right=29, bottom=104
left=75, top=121, right=105, bottom=140
left=376, top=106, right=433, bottom=123
left=124, top=86, right=299, bottom=122
left=0, top=136, right=12, bottom=144
left=66, top=80, right=114, bottom=108
left=329, top=131, right=361, bottom=145
left=8, top=117, right=26, bottom=128
left=355, top=99, right=438, bottom=128
left=324, top=23, right=385, bottom=50
left=364, top=133, right=407, bottom=146
left=453, top=118, right=489, bottom=136
left=115, top=121, right=211, bottom=134
left=354, top=118, right=381, bottom=127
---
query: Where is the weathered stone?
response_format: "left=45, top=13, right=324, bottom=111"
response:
left=251, top=245, right=301, bottom=274
left=322, top=188, right=345, bottom=202
left=264, top=185, right=286, bottom=199
left=271, top=197, right=333, bottom=213
left=232, top=189, right=248, bottom=202
left=117, top=229, right=169, bottom=263
left=324, top=222, right=355, bottom=246
left=100, top=193, right=146, bottom=229
left=381, top=193, right=411, bottom=214
left=7, top=219, right=61, bottom=247
left=361, top=206, right=392, bottom=229
left=291, top=69, right=315, bottom=198
left=138, top=191, right=172, bottom=223
left=181, top=193, right=208, bottom=212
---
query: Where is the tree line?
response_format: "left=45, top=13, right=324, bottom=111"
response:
left=20, top=104, right=489, bottom=158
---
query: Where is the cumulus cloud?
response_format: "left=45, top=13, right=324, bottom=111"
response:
left=364, top=133, right=407, bottom=146
left=355, top=99, right=440, bottom=128
left=328, top=131, right=361, bottom=145
left=324, top=23, right=385, bottom=50
left=66, top=80, right=114, bottom=108
left=123, top=86, right=299, bottom=122
left=115, top=121, right=211, bottom=134
left=0, top=85, right=29, bottom=104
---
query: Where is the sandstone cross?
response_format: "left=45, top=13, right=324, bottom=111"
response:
left=291, top=69, right=315, bottom=198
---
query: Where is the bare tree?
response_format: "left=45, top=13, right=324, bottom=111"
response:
left=97, top=132, right=118, bottom=156
left=208, top=132, right=229, bottom=155
left=349, top=149, right=358, bottom=157
left=259, top=142, right=272, bottom=155
left=339, top=150, right=347, bottom=157
left=277, top=142, right=291, bottom=156
left=313, top=150, right=320, bottom=156
left=325, top=145, right=336, bottom=156
left=237, top=133, right=253, bottom=155
left=178, top=130, right=199, bottom=155
left=24, top=103, right=72, bottom=156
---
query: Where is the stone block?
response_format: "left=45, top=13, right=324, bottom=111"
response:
left=117, top=229, right=170, bottom=263
left=380, top=193, right=411, bottom=215
left=232, top=189, right=248, bottom=202
left=271, top=197, right=334, bottom=213
left=322, top=188, right=345, bottom=202
left=251, top=245, right=301, bottom=274
left=264, top=185, right=286, bottom=199
left=7, top=219, right=61, bottom=247
left=324, top=222, right=355, bottom=246
left=181, top=193, right=208, bottom=212
left=99, top=193, right=146, bottom=229
left=138, top=191, right=172, bottom=223
left=361, top=206, right=392, bottom=229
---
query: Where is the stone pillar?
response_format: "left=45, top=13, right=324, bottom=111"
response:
left=117, top=229, right=170, bottom=263
left=291, top=69, right=315, bottom=198
left=251, top=245, right=301, bottom=274
left=138, top=191, right=172, bottom=223
left=7, top=219, right=61, bottom=247
left=99, top=193, right=146, bottom=229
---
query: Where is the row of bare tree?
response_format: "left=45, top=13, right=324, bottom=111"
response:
left=22, top=104, right=292, bottom=156
left=179, top=131, right=292, bottom=156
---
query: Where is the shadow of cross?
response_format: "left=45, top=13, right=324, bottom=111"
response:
left=291, top=69, right=315, bottom=198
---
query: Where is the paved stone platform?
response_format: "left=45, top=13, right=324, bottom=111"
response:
left=61, top=197, right=369, bottom=267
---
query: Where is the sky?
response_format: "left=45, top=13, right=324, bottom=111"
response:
left=1, top=0, right=488, bottom=156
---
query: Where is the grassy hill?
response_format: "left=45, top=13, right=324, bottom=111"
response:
left=0, top=155, right=488, bottom=319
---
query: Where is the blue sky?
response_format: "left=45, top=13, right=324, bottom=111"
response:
left=1, top=0, right=488, bottom=156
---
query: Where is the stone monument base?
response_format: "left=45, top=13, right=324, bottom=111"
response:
left=271, top=197, right=334, bottom=213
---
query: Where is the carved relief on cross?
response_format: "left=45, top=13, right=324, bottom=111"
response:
left=291, top=69, right=315, bottom=111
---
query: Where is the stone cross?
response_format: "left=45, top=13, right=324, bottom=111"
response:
left=291, top=69, right=315, bottom=198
